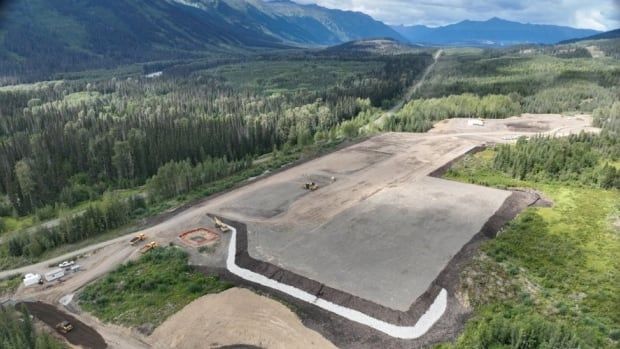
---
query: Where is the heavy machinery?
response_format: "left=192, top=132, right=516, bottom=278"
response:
left=55, top=321, right=73, bottom=334
left=130, top=233, right=146, bottom=245
left=140, top=241, right=159, bottom=254
left=213, top=216, right=230, bottom=233
left=303, top=182, right=319, bottom=191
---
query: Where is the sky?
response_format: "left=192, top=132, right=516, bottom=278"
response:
left=292, top=0, right=620, bottom=31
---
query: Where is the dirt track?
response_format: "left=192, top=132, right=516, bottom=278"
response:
left=18, top=301, right=107, bottom=349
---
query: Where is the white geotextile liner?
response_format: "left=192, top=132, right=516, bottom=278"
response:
left=226, top=225, right=447, bottom=339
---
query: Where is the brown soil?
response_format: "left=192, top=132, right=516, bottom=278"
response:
left=149, top=288, right=337, bottom=349
left=179, top=228, right=220, bottom=247
left=18, top=301, right=107, bottom=349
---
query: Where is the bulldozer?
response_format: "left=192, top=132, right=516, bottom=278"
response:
left=303, top=182, right=319, bottom=191
left=129, top=233, right=146, bottom=245
left=140, top=241, right=159, bottom=254
left=55, top=320, right=73, bottom=334
left=213, top=216, right=230, bottom=233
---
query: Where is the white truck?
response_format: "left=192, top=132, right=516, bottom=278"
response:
left=58, top=260, right=75, bottom=270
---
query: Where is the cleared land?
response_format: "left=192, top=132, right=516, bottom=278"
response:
left=3, top=114, right=596, bottom=348
left=217, top=140, right=510, bottom=311
left=207, top=115, right=592, bottom=311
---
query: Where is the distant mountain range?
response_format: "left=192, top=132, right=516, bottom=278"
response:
left=559, top=28, right=620, bottom=44
left=0, top=0, right=403, bottom=78
left=392, top=18, right=601, bottom=46
left=0, top=0, right=608, bottom=80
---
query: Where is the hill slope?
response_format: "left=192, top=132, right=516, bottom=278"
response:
left=393, top=18, right=600, bottom=46
left=559, top=28, right=620, bottom=43
left=0, top=0, right=403, bottom=79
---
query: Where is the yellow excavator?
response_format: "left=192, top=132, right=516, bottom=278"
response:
left=56, top=321, right=73, bottom=334
left=140, top=241, right=159, bottom=254
left=303, top=182, right=319, bottom=191
left=129, top=233, right=146, bottom=245
left=213, top=216, right=230, bottom=233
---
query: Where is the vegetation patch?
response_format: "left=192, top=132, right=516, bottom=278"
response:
left=79, top=247, right=231, bottom=329
left=0, top=274, right=22, bottom=297
left=441, top=140, right=620, bottom=348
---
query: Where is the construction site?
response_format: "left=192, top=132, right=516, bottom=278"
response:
left=0, top=114, right=598, bottom=349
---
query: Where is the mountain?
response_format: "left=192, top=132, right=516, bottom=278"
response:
left=178, top=0, right=406, bottom=45
left=392, top=18, right=601, bottom=46
left=0, top=0, right=403, bottom=79
left=559, top=28, right=620, bottom=44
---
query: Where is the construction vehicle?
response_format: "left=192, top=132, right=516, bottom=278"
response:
left=55, top=321, right=73, bottom=334
left=130, top=233, right=146, bottom=245
left=303, top=182, right=319, bottom=191
left=213, top=216, right=230, bottom=233
left=140, top=241, right=159, bottom=254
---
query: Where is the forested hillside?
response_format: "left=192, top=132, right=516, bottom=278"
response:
left=0, top=0, right=404, bottom=81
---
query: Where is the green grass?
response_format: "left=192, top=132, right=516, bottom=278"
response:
left=0, top=274, right=21, bottom=297
left=440, top=148, right=620, bottom=348
left=79, top=247, right=231, bottom=328
left=2, top=216, right=35, bottom=234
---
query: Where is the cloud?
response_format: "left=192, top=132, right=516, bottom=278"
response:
left=292, top=0, right=620, bottom=30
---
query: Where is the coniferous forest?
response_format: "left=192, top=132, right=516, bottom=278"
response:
left=0, top=54, right=432, bottom=216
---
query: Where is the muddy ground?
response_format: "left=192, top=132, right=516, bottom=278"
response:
left=18, top=301, right=107, bottom=349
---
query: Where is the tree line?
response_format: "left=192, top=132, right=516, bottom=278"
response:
left=493, top=132, right=619, bottom=188
left=7, top=194, right=145, bottom=259
left=385, top=93, right=521, bottom=132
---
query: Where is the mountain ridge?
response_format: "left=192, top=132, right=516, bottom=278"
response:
left=393, top=17, right=601, bottom=46
left=0, top=0, right=403, bottom=79
left=559, top=28, right=620, bottom=44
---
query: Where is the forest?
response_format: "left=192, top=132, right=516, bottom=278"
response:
left=493, top=133, right=620, bottom=188
left=0, top=53, right=431, bottom=216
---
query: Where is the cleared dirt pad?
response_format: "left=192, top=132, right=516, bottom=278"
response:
left=18, top=301, right=107, bottom=349
left=211, top=133, right=510, bottom=311
left=149, top=288, right=336, bottom=349
left=250, top=177, right=509, bottom=311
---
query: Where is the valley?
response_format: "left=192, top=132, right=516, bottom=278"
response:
left=0, top=1, right=618, bottom=348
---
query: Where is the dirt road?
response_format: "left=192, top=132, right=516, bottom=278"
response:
left=18, top=301, right=107, bottom=349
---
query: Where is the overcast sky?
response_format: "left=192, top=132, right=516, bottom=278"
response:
left=292, top=0, right=620, bottom=31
